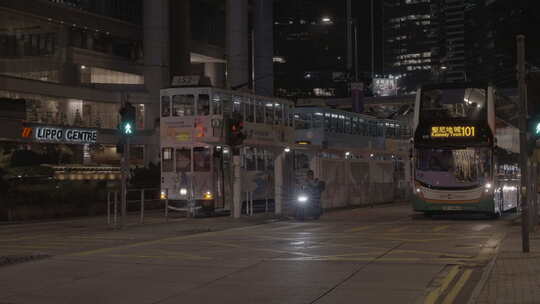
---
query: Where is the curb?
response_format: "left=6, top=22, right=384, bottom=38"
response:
left=466, top=248, right=500, bottom=304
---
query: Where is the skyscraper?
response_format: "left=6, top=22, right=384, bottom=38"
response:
left=382, top=0, right=435, bottom=92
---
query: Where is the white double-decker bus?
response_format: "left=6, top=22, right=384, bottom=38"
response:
left=160, top=87, right=294, bottom=216
left=411, top=83, right=519, bottom=216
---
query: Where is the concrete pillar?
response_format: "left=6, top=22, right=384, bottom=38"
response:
left=226, top=0, right=249, bottom=89
left=143, top=0, right=170, bottom=166
left=254, top=0, right=274, bottom=96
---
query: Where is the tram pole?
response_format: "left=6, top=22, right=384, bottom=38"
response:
left=517, top=34, right=530, bottom=253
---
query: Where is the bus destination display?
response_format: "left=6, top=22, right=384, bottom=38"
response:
left=431, top=126, right=475, bottom=138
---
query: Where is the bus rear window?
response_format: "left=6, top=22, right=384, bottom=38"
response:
left=193, top=147, right=211, bottom=172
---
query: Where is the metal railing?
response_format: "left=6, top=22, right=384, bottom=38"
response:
left=107, top=188, right=160, bottom=226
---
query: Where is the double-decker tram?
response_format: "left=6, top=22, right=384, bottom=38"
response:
left=293, top=107, right=411, bottom=209
left=411, top=83, right=518, bottom=216
left=160, top=86, right=294, bottom=216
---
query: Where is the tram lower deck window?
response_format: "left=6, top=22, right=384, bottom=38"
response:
left=193, top=147, right=211, bottom=172
left=162, top=148, right=174, bottom=172
left=176, top=148, right=191, bottom=172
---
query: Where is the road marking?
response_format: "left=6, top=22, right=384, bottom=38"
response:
left=205, top=240, right=315, bottom=257
left=442, top=269, right=473, bottom=304
left=345, top=226, right=371, bottom=233
left=107, top=252, right=211, bottom=260
left=69, top=230, right=227, bottom=257
left=432, top=225, right=450, bottom=232
left=394, top=250, right=472, bottom=259
left=424, top=265, right=460, bottom=304
left=387, top=227, right=408, bottom=233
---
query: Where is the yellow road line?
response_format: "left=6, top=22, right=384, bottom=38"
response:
left=432, top=225, right=450, bottom=232
left=424, top=265, right=460, bottom=304
left=442, top=269, right=473, bottom=304
left=345, top=226, right=371, bottom=233
left=387, top=227, right=408, bottom=233
left=69, top=230, right=225, bottom=257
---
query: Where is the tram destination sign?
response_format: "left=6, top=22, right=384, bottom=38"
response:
left=431, top=126, right=476, bottom=138
left=32, top=126, right=98, bottom=144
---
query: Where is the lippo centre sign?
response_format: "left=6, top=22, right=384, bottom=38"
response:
left=24, top=126, right=98, bottom=144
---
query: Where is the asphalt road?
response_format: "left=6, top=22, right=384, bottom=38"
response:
left=0, top=203, right=516, bottom=304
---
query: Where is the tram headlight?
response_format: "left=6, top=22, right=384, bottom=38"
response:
left=179, top=188, right=188, bottom=196
left=203, top=191, right=213, bottom=200
left=485, top=183, right=492, bottom=193
left=416, top=188, right=421, bottom=193
left=160, top=190, right=167, bottom=200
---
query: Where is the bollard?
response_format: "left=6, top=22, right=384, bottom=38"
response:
left=140, top=189, right=145, bottom=224
left=107, top=191, right=111, bottom=225
left=165, top=197, right=169, bottom=221
left=114, top=191, right=118, bottom=226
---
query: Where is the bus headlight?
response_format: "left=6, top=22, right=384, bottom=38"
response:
left=179, top=188, right=188, bottom=196
left=160, top=190, right=167, bottom=200
left=203, top=191, right=213, bottom=200
left=485, top=183, right=492, bottom=193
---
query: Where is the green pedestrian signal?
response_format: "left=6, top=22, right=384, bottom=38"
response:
left=124, top=123, right=133, bottom=135
left=119, top=103, right=136, bottom=136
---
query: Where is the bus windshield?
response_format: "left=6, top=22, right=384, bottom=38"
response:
left=420, top=88, right=486, bottom=120
left=415, top=147, right=491, bottom=189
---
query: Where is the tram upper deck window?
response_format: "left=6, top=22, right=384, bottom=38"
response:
left=275, top=103, right=283, bottom=125
left=162, top=148, right=174, bottom=172
left=256, top=150, right=265, bottom=171
left=295, top=113, right=311, bottom=129
left=211, top=95, right=222, bottom=115
left=287, top=105, right=295, bottom=127
left=312, top=112, right=324, bottom=128
left=324, top=113, right=331, bottom=131
left=193, top=147, right=211, bottom=172
left=265, top=103, right=274, bottom=125
left=255, top=100, right=264, bottom=123
left=344, top=116, right=351, bottom=134
left=232, top=96, right=242, bottom=116
left=244, top=147, right=256, bottom=171
left=161, top=96, right=171, bottom=117
left=352, top=117, right=359, bottom=134
left=420, top=88, right=486, bottom=121
left=246, top=99, right=254, bottom=123
left=172, top=95, right=194, bottom=116
left=175, top=148, right=191, bottom=172
left=198, top=94, right=210, bottom=116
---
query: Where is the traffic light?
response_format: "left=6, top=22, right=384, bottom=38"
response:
left=119, top=103, right=136, bottom=136
left=227, top=116, right=246, bottom=147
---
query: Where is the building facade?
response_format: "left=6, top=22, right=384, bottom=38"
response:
left=382, top=0, right=435, bottom=93
left=273, top=0, right=351, bottom=99
left=0, top=0, right=229, bottom=169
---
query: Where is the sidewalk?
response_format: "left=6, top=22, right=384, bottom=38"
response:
left=474, top=223, right=540, bottom=304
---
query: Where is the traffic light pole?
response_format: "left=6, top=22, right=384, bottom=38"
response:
left=120, top=136, right=130, bottom=228
left=517, top=35, right=530, bottom=253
